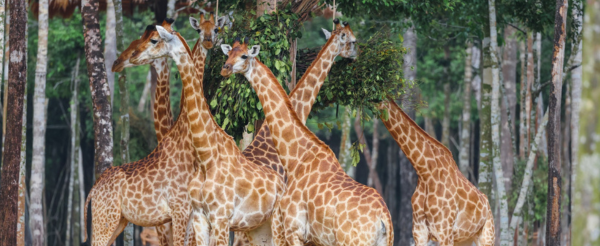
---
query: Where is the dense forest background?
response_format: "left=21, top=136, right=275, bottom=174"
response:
left=0, top=0, right=598, bottom=245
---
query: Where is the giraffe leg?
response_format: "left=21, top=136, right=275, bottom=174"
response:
left=271, top=207, right=288, bottom=246
left=156, top=223, right=173, bottom=246
left=187, top=211, right=210, bottom=246
left=476, top=216, right=495, bottom=246
left=171, top=212, right=192, bottom=246
left=91, top=214, right=128, bottom=246
left=209, top=218, right=231, bottom=246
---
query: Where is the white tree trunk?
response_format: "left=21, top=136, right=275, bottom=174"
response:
left=508, top=107, right=548, bottom=241
left=459, top=42, right=473, bottom=177
left=138, top=70, right=153, bottom=113
left=166, top=0, right=176, bottom=17
left=525, top=32, right=534, bottom=156
left=487, top=1, right=510, bottom=244
left=67, top=55, right=81, bottom=246
left=519, top=40, right=527, bottom=159
left=338, top=107, right=354, bottom=178
left=30, top=0, right=49, bottom=243
left=104, top=0, right=116, bottom=106
left=0, top=0, right=5, bottom=95
left=569, top=4, right=582, bottom=245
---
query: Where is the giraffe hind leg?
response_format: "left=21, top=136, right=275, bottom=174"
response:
left=476, top=216, right=495, bottom=246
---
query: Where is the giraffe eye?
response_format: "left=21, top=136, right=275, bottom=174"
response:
left=241, top=55, right=248, bottom=59
left=150, top=39, right=158, bottom=44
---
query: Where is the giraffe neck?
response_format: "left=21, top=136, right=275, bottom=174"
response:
left=379, top=99, right=457, bottom=176
left=151, top=57, right=173, bottom=142
left=172, top=34, right=218, bottom=163
left=244, top=59, right=331, bottom=175
left=288, top=33, right=340, bottom=123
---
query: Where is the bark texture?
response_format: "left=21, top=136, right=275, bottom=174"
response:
left=0, top=0, right=5, bottom=87
left=338, top=107, right=354, bottom=177
left=0, top=0, right=27, bottom=243
left=104, top=0, right=116, bottom=106
left=30, top=0, right=49, bottom=243
left=441, top=46, right=451, bottom=148
left=459, top=42, right=473, bottom=177
left=70, top=55, right=83, bottom=246
left=519, top=40, right=527, bottom=159
left=479, top=20, right=493, bottom=203
left=16, top=88, right=27, bottom=246
left=525, top=32, right=534, bottom=157
left=82, top=0, right=114, bottom=177
left=569, top=4, right=582, bottom=245
left=546, top=0, right=568, bottom=244
left=501, top=26, right=517, bottom=192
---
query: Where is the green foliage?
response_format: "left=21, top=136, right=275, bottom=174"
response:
left=203, top=5, right=301, bottom=141
left=311, top=31, right=406, bottom=120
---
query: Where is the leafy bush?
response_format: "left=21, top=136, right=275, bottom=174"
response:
left=203, top=5, right=301, bottom=141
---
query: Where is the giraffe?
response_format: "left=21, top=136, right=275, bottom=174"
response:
left=129, top=26, right=285, bottom=246
left=377, top=99, right=495, bottom=245
left=242, top=19, right=357, bottom=181
left=220, top=38, right=393, bottom=246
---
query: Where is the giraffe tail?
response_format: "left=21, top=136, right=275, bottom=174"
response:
left=378, top=211, right=394, bottom=246
left=83, top=187, right=96, bottom=243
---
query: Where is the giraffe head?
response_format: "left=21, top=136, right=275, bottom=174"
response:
left=321, top=19, right=358, bottom=59
left=219, top=37, right=261, bottom=77
left=130, top=25, right=190, bottom=65
left=111, top=19, right=176, bottom=72
left=189, top=11, right=227, bottom=49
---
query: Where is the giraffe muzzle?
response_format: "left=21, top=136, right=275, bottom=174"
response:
left=221, top=64, right=233, bottom=77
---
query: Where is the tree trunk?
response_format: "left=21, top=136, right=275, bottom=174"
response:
left=546, top=0, right=568, bottom=244
left=137, top=70, right=153, bottom=113
left=501, top=26, right=517, bottom=193
left=16, top=88, right=27, bottom=246
left=525, top=32, right=534, bottom=157
left=70, top=55, right=83, bottom=246
left=82, top=0, right=114, bottom=178
left=424, top=116, right=436, bottom=138
left=0, top=0, right=27, bottom=243
left=508, top=107, right=548, bottom=241
left=573, top=2, right=599, bottom=244
left=0, top=0, right=5, bottom=96
left=478, top=16, right=493, bottom=205
left=441, top=46, right=451, bottom=148
left=569, top=3, right=582, bottom=245
left=471, top=45, right=482, bottom=110
left=338, top=107, right=354, bottom=178
left=2, top=11, right=8, bottom=155
left=31, top=0, right=49, bottom=243
left=396, top=22, right=418, bottom=244
left=353, top=115, right=383, bottom=194
left=459, top=42, right=473, bottom=177
left=104, top=0, right=116, bottom=106
left=561, top=82, right=571, bottom=246
left=166, top=0, right=176, bottom=17
left=487, top=1, right=510, bottom=243
left=519, top=40, right=527, bottom=159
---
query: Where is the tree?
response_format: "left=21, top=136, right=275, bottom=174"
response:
left=459, top=42, right=472, bottom=177
left=104, top=0, right=116, bottom=106
left=337, top=107, right=354, bottom=177
left=0, top=0, right=27, bottom=243
left=353, top=115, right=383, bottom=194
left=546, top=0, right=568, bottom=244
left=500, top=26, right=517, bottom=193
left=569, top=2, right=582, bottom=244
left=81, top=0, right=113, bottom=177
left=30, top=0, right=49, bottom=243
left=67, top=55, right=82, bottom=246
left=0, top=0, right=5, bottom=91
left=16, top=87, right=27, bottom=246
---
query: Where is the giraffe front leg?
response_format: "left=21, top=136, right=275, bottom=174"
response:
left=209, top=219, right=231, bottom=246
left=156, top=223, right=172, bottom=246
left=187, top=211, right=210, bottom=246
left=271, top=207, right=288, bottom=246
left=171, top=212, right=192, bottom=246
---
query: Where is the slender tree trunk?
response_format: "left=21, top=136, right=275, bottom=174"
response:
left=424, top=116, right=436, bottom=138
left=573, top=3, right=599, bottom=244
left=569, top=3, right=582, bottom=245
left=70, top=55, right=82, bottom=246
left=0, top=0, right=5, bottom=98
left=166, top=0, right=176, bottom=17
left=442, top=46, right=451, bottom=148
left=2, top=12, right=8, bottom=153
left=338, top=107, right=354, bottom=177
left=82, top=0, right=114, bottom=177
left=488, top=1, right=510, bottom=243
left=459, top=42, right=473, bottom=177
left=519, top=40, right=527, bottom=159
left=501, top=26, right=517, bottom=193
left=509, top=107, right=548, bottom=240
left=353, top=115, right=383, bottom=194
left=479, top=16, right=493, bottom=205
left=104, top=0, right=115, bottom=106
left=31, top=0, right=49, bottom=243
left=472, top=44, right=482, bottom=110
left=137, top=70, right=153, bottom=113
left=0, top=0, right=27, bottom=243
left=561, top=83, right=571, bottom=246
left=525, top=32, right=534, bottom=157
left=396, top=22, right=418, bottom=244
left=546, top=0, right=568, bottom=244
left=66, top=134, right=75, bottom=246
left=16, top=88, right=27, bottom=246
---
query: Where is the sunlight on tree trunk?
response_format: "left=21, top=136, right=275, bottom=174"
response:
left=31, top=0, right=49, bottom=243
left=0, top=0, right=27, bottom=243
left=17, top=89, right=27, bottom=246
left=459, top=42, right=472, bottom=177
left=546, top=0, right=568, bottom=244
left=82, top=0, right=114, bottom=177
left=488, top=1, right=510, bottom=243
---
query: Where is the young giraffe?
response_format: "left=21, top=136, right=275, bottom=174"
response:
left=242, top=19, right=357, bottom=181
left=130, top=26, right=284, bottom=246
left=378, top=100, right=495, bottom=245
left=220, top=39, right=393, bottom=246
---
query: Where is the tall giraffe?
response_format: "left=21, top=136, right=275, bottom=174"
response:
left=110, top=13, right=230, bottom=246
left=130, top=26, right=285, bottom=246
left=242, top=19, right=357, bottom=180
left=378, top=100, right=495, bottom=245
left=220, top=38, right=393, bottom=246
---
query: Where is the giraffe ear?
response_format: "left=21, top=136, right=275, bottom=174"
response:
left=322, top=28, right=331, bottom=40
left=248, top=45, right=260, bottom=58
left=217, top=16, right=227, bottom=28
left=189, top=17, right=200, bottom=30
left=156, top=25, right=174, bottom=42
left=221, top=44, right=232, bottom=56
